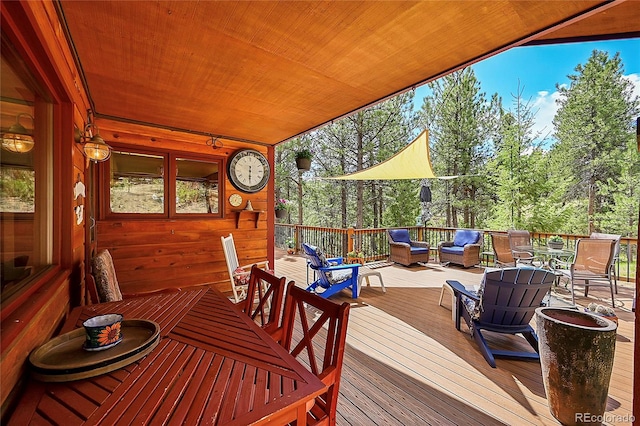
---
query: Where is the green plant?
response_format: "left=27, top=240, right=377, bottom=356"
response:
left=275, top=198, right=290, bottom=211
left=347, top=250, right=365, bottom=258
left=549, top=235, right=563, bottom=242
left=285, top=238, right=295, bottom=248
left=295, top=148, right=313, bottom=160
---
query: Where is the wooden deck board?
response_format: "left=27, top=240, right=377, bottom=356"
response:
left=274, top=250, right=635, bottom=425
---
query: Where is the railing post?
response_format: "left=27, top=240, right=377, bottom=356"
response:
left=294, top=225, right=300, bottom=253
left=418, top=227, right=424, bottom=241
left=347, top=227, right=355, bottom=255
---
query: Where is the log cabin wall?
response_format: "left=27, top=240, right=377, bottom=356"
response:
left=1, top=1, right=91, bottom=417
left=92, top=121, right=275, bottom=296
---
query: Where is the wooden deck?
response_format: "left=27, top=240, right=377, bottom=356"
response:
left=274, top=249, right=635, bottom=425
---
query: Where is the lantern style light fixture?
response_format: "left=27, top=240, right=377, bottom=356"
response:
left=75, top=122, right=111, bottom=162
left=1, top=113, right=35, bottom=153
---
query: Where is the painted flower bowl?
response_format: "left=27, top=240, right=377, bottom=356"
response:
left=82, top=314, right=124, bottom=351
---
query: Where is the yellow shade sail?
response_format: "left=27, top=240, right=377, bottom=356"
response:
left=327, top=130, right=436, bottom=180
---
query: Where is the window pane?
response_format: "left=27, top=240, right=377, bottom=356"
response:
left=176, top=157, right=219, bottom=214
left=1, top=37, right=51, bottom=299
left=110, top=151, right=165, bottom=213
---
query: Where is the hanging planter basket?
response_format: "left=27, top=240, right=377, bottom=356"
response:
left=296, top=157, right=311, bottom=171
left=275, top=209, right=287, bottom=219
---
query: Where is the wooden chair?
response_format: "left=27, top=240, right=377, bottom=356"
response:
left=280, top=282, right=351, bottom=425
left=241, top=264, right=286, bottom=341
left=447, top=267, right=555, bottom=368
left=557, top=238, right=616, bottom=307
left=491, top=233, right=515, bottom=267
left=387, top=228, right=430, bottom=266
left=89, top=249, right=178, bottom=303
left=302, top=243, right=360, bottom=299
left=221, top=233, right=270, bottom=303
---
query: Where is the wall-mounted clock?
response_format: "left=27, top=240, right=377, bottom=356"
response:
left=229, top=193, right=243, bottom=207
left=227, top=149, right=270, bottom=193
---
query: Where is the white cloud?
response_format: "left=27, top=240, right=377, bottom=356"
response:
left=530, top=73, right=640, bottom=147
left=623, top=73, right=640, bottom=101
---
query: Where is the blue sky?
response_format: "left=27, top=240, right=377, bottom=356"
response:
left=414, top=38, right=640, bottom=143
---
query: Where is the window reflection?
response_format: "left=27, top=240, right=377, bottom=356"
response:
left=1, top=36, right=51, bottom=298
left=176, top=158, right=219, bottom=214
left=110, top=151, right=165, bottom=214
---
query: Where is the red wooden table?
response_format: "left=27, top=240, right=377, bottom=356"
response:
left=9, top=287, right=325, bottom=425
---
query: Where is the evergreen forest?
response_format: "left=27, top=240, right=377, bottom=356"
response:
left=275, top=50, right=640, bottom=237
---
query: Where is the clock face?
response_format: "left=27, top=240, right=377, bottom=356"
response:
left=229, top=193, right=243, bottom=207
left=227, top=149, right=270, bottom=193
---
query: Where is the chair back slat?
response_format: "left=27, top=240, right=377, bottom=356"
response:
left=280, top=282, right=350, bottom=425
left=242, top=265, right=286, bottom=338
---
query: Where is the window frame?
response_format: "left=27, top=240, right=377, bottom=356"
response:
left=102, top=144, right=224, bottom=220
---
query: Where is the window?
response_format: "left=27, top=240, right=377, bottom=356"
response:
left=110, top=151, right=165, bottom=214
left=1, top=35, right=54, bottom=302
left=107, top=148, right=221, bottom=217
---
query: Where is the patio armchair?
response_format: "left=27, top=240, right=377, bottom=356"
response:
left=447, top=267, right=555, bottom=368
left=438, top=229, right=482, bottom=268
left=387, top=228, right=430, bottom=266
left=302, top=243, right=360, bottom=299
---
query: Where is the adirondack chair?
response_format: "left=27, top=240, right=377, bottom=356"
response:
left=302, top=243, right=360, bottom=299
left=447, top=267, right=555, bottom=368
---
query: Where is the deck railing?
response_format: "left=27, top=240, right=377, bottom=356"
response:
left=275, top=224, right=637, bottom=282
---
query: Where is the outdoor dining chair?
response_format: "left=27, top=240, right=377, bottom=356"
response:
left=507, top=230, right=540, bottom=266
left=556, top=238, right=617, bottom=307
left=490, top=233, right=515, bottom=267
left=279, top=282, right=351, bottom=425
left=240, top=264, right=286, bottom=342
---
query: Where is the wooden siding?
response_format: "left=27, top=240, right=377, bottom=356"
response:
left=274, top=250, right=635, bottom=425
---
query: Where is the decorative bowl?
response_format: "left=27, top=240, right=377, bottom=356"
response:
left=82, top=314, right=123, bottom=351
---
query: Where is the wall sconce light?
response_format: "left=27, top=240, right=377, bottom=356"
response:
left=75, top=122, right=111, bottom=162
left=1, top=113, right=35, bottom=153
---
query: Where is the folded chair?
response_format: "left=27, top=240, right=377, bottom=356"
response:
left=279, top=282, right=350, bottom=425
left=447, top=267, right=555, bottom=368
left=221, top=233, right=270, bottom=303
left=240, top=264, right=286, bottom=342
left=302, top=243, right=360, bottom=299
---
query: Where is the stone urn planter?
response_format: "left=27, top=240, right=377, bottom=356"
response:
left=535, top=307, right=617, bottom=426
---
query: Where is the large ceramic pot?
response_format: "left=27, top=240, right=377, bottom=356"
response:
left=535, top=307, right=617, bottom=426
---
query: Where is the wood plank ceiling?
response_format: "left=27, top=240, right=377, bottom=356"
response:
left=57, top=1, right=639, bottom=146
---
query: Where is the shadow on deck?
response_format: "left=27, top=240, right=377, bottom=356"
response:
left=274, top=249, right=634, bottom=425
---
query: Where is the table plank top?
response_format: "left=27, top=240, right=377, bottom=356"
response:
left=9, top=287, right=324, bottom=426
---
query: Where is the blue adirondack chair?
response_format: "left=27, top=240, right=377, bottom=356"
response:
left=447, top=267, right=555, bottom=368
left=302, top=243, right=360, bottom=299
